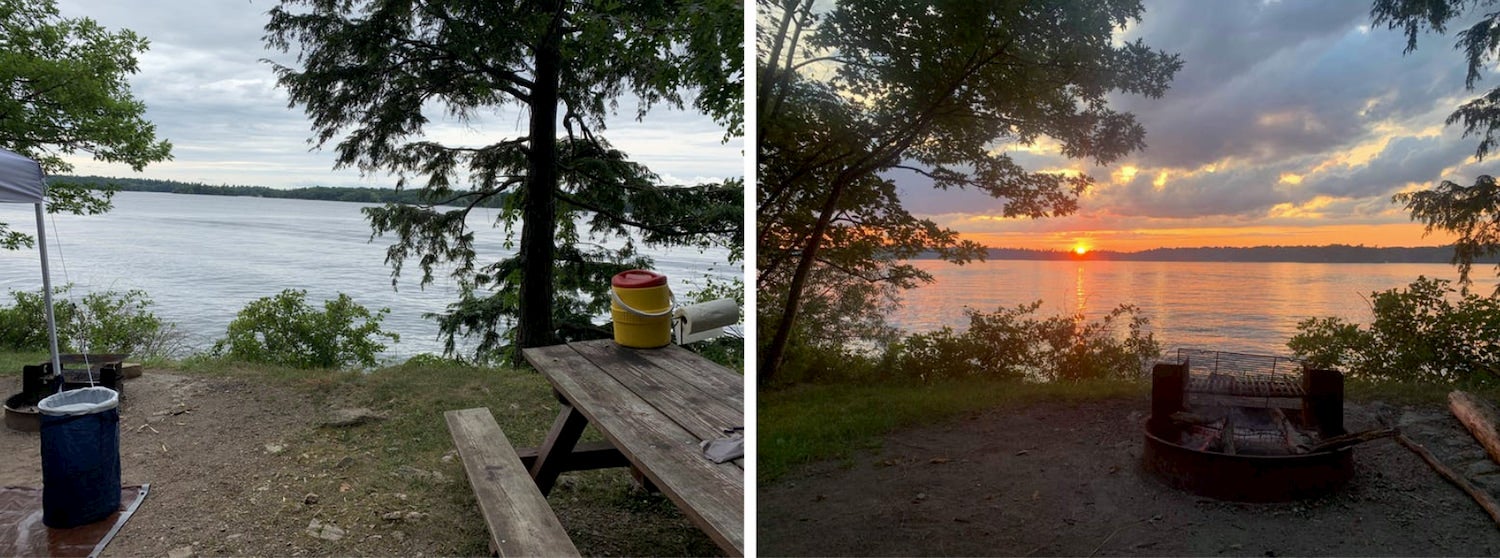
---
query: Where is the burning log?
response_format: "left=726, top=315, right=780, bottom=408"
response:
left=1449, top=391, right=1500, bottom=466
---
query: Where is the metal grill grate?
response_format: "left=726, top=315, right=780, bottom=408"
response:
left=1178, top=349, right=1304, bottom=398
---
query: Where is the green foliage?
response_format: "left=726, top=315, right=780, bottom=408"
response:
left=891, top=303, right=1162, bottom=384
left=212, top=290, right=399, bottom=370
left=0, top=0, right=171, bottom=249
left=756, top=0, right=1181, bottom=383
left=266, top=0, right=742, bottom=364
left=1394, top=175, right=1500, bottom=293
left=0, top=285, right=184, bottom=359
left=1288, top=276, right=1500, bottom=385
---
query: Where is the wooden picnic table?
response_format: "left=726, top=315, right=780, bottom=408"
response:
left=521, top=339, right=744, bottom=556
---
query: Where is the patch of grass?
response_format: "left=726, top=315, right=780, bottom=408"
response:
left=1345, top=377, right=1500, bottom=407
left=759, top=377, right=1145, bottom=482
left=172, top=355, right=718, bottom=556
left=0, top=351, right=47, bottom=377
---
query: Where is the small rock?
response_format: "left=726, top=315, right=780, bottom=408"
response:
left=440, top=450, right=457, bottom=463
left=391, top=465, right=449, bottom=483
left=394, top=493, right=408, bottom=501
left=305, top=519, right=345, bottom=541
left=382, top=511, right=404, bottom=521
left=404, top=511, right=426, bottom=521
left=391, top=530, right=406, bottom=542
left=304, top=493, right=319, bottom=505
left=226, top=534, right=243, bottom=541
left=322, top=408, right=388, bottom=428
left=167, top=545, right=195, bottom=558
left=265, top=444, right=285, bottom=455
left=914, top=492, right=928, bottom=501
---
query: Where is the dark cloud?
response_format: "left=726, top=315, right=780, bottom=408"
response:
left=903, top=0, right=1500, bottom=238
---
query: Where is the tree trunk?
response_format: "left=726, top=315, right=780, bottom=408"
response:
left=759, top=175, right=847, bottom=385
left=517, top=4, right=563, bottom=354
left=1450, top=390, right=1500, bottom=465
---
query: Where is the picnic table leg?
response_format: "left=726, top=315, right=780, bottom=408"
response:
left=530, top=403, right=589, bottom=495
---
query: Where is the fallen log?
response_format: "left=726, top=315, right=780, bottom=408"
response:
left=1395, top=433, right=1500, bottom=529
left=1449, top=391, right=1500, bottom=466
left=1307, top=428, right=1398, bottom=453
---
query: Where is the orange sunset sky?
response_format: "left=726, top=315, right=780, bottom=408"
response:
left=894, top=1, right=1479, bottom=254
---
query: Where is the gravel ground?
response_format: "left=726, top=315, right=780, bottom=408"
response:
left=760, top=394, right=1500, bottom=556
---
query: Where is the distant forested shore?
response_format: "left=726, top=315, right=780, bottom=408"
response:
left=49, top=175, right=506, bottom=208
left=917, top=245, right=1500, bottom=264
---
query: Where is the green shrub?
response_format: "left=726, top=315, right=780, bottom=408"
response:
left=212, top=289, right=399, bottom=369
left=891, top=302, right=1161, bottom=383
left=1289, top=276, right=1500, bottom=385
left=0, top=285, right=184, bottom=359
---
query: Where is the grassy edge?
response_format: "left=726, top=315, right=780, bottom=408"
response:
left=758, top=377, right=1147, bottom=483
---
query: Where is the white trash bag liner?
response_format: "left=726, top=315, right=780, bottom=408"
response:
left=37, top=387, right=118, bottom=416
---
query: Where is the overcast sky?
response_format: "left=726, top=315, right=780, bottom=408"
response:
left=898, top=0, right=1490, bottom=251
left=53, top=0, right=742, bottom=189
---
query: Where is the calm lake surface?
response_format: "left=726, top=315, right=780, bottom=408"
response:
left=890, top=258, right=1489, bottom=357
left=0, top=191, right=739, bottom=359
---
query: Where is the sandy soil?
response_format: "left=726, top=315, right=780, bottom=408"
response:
left=759, top=394, right=1500, bottom=556
left=0, top=371, right=328, bottom=557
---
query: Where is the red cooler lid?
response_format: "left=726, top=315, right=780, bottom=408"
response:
left=612, top=269, right=667, bottom=288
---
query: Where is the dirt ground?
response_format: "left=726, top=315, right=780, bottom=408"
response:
left=0, top=371, right=334, bottom=557
left=760, top=394, right=1500, bottom=556
left=0, top=369, right=719, bottom=557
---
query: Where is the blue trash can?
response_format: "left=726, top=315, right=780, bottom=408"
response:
left=38, top=386, right=121, bottom=528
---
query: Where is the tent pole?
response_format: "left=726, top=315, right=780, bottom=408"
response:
left=35, top=203, right=61, bottom=382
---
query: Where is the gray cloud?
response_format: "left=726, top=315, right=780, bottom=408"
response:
left=51, top=0, right=740, bottom=188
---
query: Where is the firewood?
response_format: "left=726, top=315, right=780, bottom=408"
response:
left=1395, top=433, right=1500, bottom=529
left=1306, top=428, right=1397, bottom=453
left=1168, top=410, right=1224, bottom=426
left=1449, top=391, right=1500, bottom=466
left=1269, top=407, right=1312, bottom=453
left=1221, top=416, right=1236, bottom=455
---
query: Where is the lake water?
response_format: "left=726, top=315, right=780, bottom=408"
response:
left=0, top=191, right=740, bottom=359
left=889, top=258, right=1490, bottom=357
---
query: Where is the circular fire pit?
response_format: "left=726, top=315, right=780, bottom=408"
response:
left=4, top=392, right=41, bottom=433
left=1143, top=420, right=1354, bottom=502
left=1143, top=350, right=1355, bottom=502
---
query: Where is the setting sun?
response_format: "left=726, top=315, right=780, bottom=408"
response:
left=1072, top=244, right=1089, bottom=256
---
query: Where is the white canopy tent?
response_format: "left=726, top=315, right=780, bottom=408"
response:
left=0, top=148, right=64, bottom=378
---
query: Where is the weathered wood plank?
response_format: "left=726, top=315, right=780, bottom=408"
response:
left=568, top=341, right=741, bottom=442
left=445, top=408, right=580, bottom=558
left=528, top=404, right=589, bottom=496
left=523, top=343, right=745, bottom=556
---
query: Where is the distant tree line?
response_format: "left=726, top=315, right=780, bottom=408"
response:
left=928, top=245, right=1500, bottom=264
left=48, top=175, right=507, bottom=208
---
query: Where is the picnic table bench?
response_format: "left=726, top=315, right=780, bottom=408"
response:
left=447, top=339, right=744, bottom=556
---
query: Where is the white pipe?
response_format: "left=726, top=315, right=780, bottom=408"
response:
left=35, top=203, right=61, bottom=383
